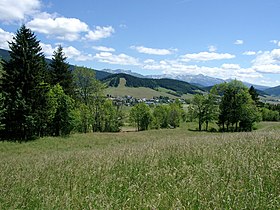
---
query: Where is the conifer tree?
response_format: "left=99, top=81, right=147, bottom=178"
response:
left=249, top=86, right=260, bottom=105
left=0, top=60, right=5, bottom=130
left=1, top=25, right=47, bottom=140
left=50, top=45, right=74, bottom=96
left=0, top=94, right=5, bottom=131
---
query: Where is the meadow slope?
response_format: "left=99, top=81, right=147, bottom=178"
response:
left=0, top=122, right=279, bottom=209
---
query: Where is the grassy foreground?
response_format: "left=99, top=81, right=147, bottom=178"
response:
left=0, top=122, right=280, bottom=209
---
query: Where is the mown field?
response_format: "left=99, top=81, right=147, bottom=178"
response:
left=0, top=122, right=280, bottom=209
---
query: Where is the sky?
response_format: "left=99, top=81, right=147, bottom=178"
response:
left=1, top=0, right=280, bottom=86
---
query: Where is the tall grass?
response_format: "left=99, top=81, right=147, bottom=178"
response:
left=0, top=123, right=279, bottom=209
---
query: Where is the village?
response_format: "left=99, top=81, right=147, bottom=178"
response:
left=106, top=94, right=188, bottom=107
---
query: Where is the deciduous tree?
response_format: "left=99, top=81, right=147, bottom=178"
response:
left=153, top=105, right=170, bottom=129
left=189, top=94, right=205, bottom=131
left=48, top=84, right=74, bottom=136
left=214, top=80, right=260, bottom=132
left=130, top=102, right=152, bottom=131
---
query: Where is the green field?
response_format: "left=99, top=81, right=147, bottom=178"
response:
left=1, top=122, right=280, bottom=209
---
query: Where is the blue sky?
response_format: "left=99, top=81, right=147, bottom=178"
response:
left=1, top=0, right=280, bottom=86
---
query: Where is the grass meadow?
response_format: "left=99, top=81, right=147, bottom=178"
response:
left=0, top=122, right=280, bottom=209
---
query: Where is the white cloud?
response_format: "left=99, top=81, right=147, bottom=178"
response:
left=221, top=63, right=240, bottom=70
left=131, top=46, right=174, bottom=55
left=142, top=58, right=262, bottom=83
left=234, top=40, right=244, bottom=45
left=119, top=24, right=127, bottom=29
left=253, top=49, right=280, bottom=66
left=243, top=51, right=256, bottom=56
left=85, top=26, right=114, bottom=41
left=208, top=45, right=217, bottom=52
left=180, top=51, right=235, bottom=62
left=0, top=0, right=41, bottom=21
left=40, top=43, right=93, bottom=61
left=40, top=42, right=56, bottom=58
left=63, top=46, right=93, bottom=61
left=92, top=46, right=115, bottom=52
left=27, top=16, right=89, bottom=41
left=270, top=40, right=280, bottom=46
left=144, top=59, right=156, bottom=64
left=94, top=52, right=140, bottom=66
left=252, top=49, right=280, bottom=74
left=0, top=28, right=14, bottom=50
left=270, top=40, right=278, bottom=44
left=253, top=64, right=280, bottom=74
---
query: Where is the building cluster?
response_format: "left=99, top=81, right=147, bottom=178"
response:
left=106, top=95, right=187, bottom=106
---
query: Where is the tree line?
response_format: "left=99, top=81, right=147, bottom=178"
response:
left=129, top=80, right=280, bottom=133
left=0, top=25, right=279, bottom=140
left=129, top=100, right=186, bottom=131
left=192, top=80, right=262, bottom=132
left=128, top=81, right=266, bottom=133
left=0, top=25, right=122, bottom=141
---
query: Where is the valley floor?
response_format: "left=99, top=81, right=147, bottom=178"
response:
left=0, top=122, right=280, bottom=209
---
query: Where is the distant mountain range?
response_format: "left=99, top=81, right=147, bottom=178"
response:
left=146, top=73, right=225, bottom=87
left=1, top=48, right=280, bottom=96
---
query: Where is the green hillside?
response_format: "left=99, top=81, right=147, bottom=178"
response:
left=0, top=49, right=10, bottom=61
left=102, top=73, right=203, bottom=95
left=265, top=85, right=280, bottom=96
left=105, top=78, right=194, bottom=99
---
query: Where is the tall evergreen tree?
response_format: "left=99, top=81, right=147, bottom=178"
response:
left=0, top=59, right=5, bottom=131
left=0, top=58, right=3, bottom=79
left=50, top=45, right=73, bottom=96
left=249, top=86, right=260, bottom=105
left=0, top=95, right=5, bottom=131
left=1, top=25, right=47, bottom=140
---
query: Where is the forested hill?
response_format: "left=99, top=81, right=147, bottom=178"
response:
left=0, top=48, right=111, bottom=80
left=265, top=85, right=280, bottom=96
left=0, top=48, right=10, bottom=61
left=101, top=73, right=204, bottom=94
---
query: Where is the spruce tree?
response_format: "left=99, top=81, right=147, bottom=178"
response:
left=249, top=86, right=260, bottom=105
left=1, top=25, right=46, bottom=140
left=50, top=45, right=74, bottom=96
